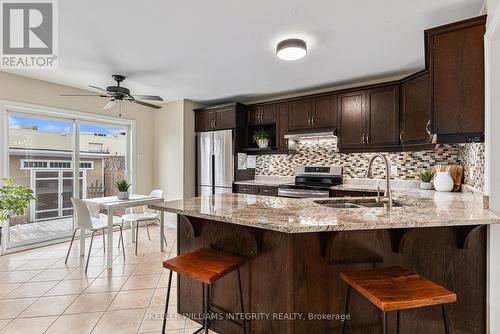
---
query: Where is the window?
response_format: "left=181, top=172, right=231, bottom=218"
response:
left=21, top=160, right=94, bottom=170
left=88, top=142, right=104, bottom=152
left=2, top=103, right=134, bottom=251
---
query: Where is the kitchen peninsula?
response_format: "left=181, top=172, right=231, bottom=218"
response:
left=151, top=189, right=499, bottom=333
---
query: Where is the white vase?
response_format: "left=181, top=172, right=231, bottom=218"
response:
left=118, top=191, right=129, bottom=200
left=420, top=181, right=433, bottom=190
left=433, top=172, right=454, bottom=192
left=257, top=139, right=269, bottom=148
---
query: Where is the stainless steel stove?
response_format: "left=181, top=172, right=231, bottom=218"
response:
left=278, top=165, right=342, bottom=198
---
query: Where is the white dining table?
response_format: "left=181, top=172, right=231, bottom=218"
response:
left=82, top=194, right=165, bottom=268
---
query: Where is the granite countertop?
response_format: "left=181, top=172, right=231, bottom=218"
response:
left=150, top=188, right=500, bottom=233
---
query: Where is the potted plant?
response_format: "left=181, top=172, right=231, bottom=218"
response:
left=0, top=178, right=34, bottom=252
left=417, top=170, right=435, bottom=190
left=115, top=180, right=131, bottom=200
left=252, top=129, right=271, bottom=148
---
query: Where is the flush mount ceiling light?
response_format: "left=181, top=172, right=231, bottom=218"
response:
left=276, top=38, right=307, bottom=61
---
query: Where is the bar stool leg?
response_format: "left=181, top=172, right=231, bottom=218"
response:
left=342, top=286, right=352, bottom=334
left=102, top=232, right=105, bottom=253
left=397, top=310, right=400, bottom=334
left=161, top=270, right=173, bottom=334
left=442, top=304, right=451, bottom=334
left=204, top=284, right=210, bottom=334
left=237, top=268, right=247, bottom=334
left=382, top=312, right=387, bottom=334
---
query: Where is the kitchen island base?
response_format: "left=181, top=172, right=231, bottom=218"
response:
left=175, top=215, right=486, bottom=334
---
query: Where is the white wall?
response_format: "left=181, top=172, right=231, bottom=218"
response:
left=0, top=71, right=155, bottom=194
left=485, top=1, right=500, bottom=332
left=152, top=99, right=200, bottom=223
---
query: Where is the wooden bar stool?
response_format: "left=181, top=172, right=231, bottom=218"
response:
left=162, top=248, right=247, bottom=334
left=340, top=266, right=457, bottom=334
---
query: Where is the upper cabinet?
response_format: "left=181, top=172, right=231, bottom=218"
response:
left=337, top=91, right=365, bottom=149
left=200, top=16, right=486, bottom=153
left=288, top=98, right=314, bottom=131
left=194, top=103, right=245, bottom=132
left=337, top=84, right=399, bottom=150
left=426, top=15, right=486, bottom=143
left=248, top=104, right=276, bottom=124
left=288, top=95, right=336, bottom=132
left=400, top=71, right=432, bottom=145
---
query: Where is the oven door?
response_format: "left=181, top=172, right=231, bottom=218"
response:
left=278, top=188, right=330, bottom=198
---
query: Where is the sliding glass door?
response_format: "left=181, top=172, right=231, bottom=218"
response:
left=7, top=114, right=75, bottom=247
left=4, top=110, right=132, bottom=251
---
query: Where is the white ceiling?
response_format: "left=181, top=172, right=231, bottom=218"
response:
left=6, top=0, right=484, bottom=103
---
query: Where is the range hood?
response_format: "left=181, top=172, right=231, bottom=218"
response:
left=284, top=130, right=336, bottom=141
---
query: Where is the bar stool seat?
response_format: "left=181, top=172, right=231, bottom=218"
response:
left=340, top=266, right=457, bottom=334
left=162, top=248, right=247, bottom=334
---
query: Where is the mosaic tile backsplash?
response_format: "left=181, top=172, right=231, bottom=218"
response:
left=255, top=139, right=485, bottom=191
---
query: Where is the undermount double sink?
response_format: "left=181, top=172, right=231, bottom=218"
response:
left=314, top=198, right=404, bottom=209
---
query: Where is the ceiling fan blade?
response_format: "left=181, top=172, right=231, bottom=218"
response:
left=132, top=95, right=164, bottom=101
left=103, top=100, right=116, bottom=110
left=60, top=94, right=108, bottom=97
left=89, top=85, right=110, bottom=93
left=130, top=99, right=162, bottom=109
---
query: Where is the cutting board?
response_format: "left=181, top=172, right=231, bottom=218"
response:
left=432, top=164, right=464, bottom=192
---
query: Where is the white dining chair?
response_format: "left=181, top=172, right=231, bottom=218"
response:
left=65, top=197, right=126, bottom=272
left=122, top=189, right=167, bottom=255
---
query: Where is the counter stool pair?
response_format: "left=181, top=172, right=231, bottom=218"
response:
left=161, top=248, right=247, bottom=334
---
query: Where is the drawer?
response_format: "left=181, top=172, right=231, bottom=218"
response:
left=234, top=184, right=257, bottom=195
left=257, top=186, right=278, bottom=196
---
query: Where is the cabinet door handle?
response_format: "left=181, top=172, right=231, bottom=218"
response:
left=308, top=115, right=312, bottom=126
left=366, top=133, right=370, bottom=144
left=425, top=120, right=432, bottom=136
left=400, top=131, right=404, bottom=143
left=259, top=111, right=263, bottom=122
left=361, top=134, right=365, bottom=144
left=311, top=115, right=315, bottom=126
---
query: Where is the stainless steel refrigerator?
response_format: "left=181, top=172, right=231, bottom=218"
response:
left=197, top=130, right=234, bottom=196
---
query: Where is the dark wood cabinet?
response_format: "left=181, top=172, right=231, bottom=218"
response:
left=233, top=184, right=278, bottom=196
left=426, top=15, right=486, bottom=142
left=257, top=185, right=278, bottom=196
left=313, top=95, right=337, bottom=129
left=233, top=184, right=256, bottom=195
left=338, top=84, right=399, bottom=150
left=365, top=85, right=399, bottom=147
left=194, top=110, right=216, bottom=132
left=194, top=103, right=245, bottom=132
left=288, top=96, right=336, bottom=132
left=276, top=102, right=289, bottom=149
left=248, top=104, right=276, bottom=124
left=337, top=91, right=365, bottom=149
left=288, top=98, right=314, bottom=131
left=400, top=71, right=432, bottom=145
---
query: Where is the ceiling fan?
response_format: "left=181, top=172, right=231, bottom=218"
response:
left=60, top=74, right=163, bottom=110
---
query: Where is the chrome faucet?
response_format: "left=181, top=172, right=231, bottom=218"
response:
left=365, top=154, right=393, bottom=207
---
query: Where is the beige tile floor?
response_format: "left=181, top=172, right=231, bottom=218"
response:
left=0, top=225, right=216, bottom=334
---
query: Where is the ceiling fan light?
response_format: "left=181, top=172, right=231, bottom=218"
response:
left=276, top=38, right=307, bottom=61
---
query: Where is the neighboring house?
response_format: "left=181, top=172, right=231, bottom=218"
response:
left=8, top=126, right=126, bottom=225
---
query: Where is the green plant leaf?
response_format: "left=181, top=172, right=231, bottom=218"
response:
left=115, top=179, right=131, bottom=192
left=252, top=129, right=270, bottom=143
left=0, top=178, right=34, bottom=221
left=417, top=170, right=435, bottom=182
